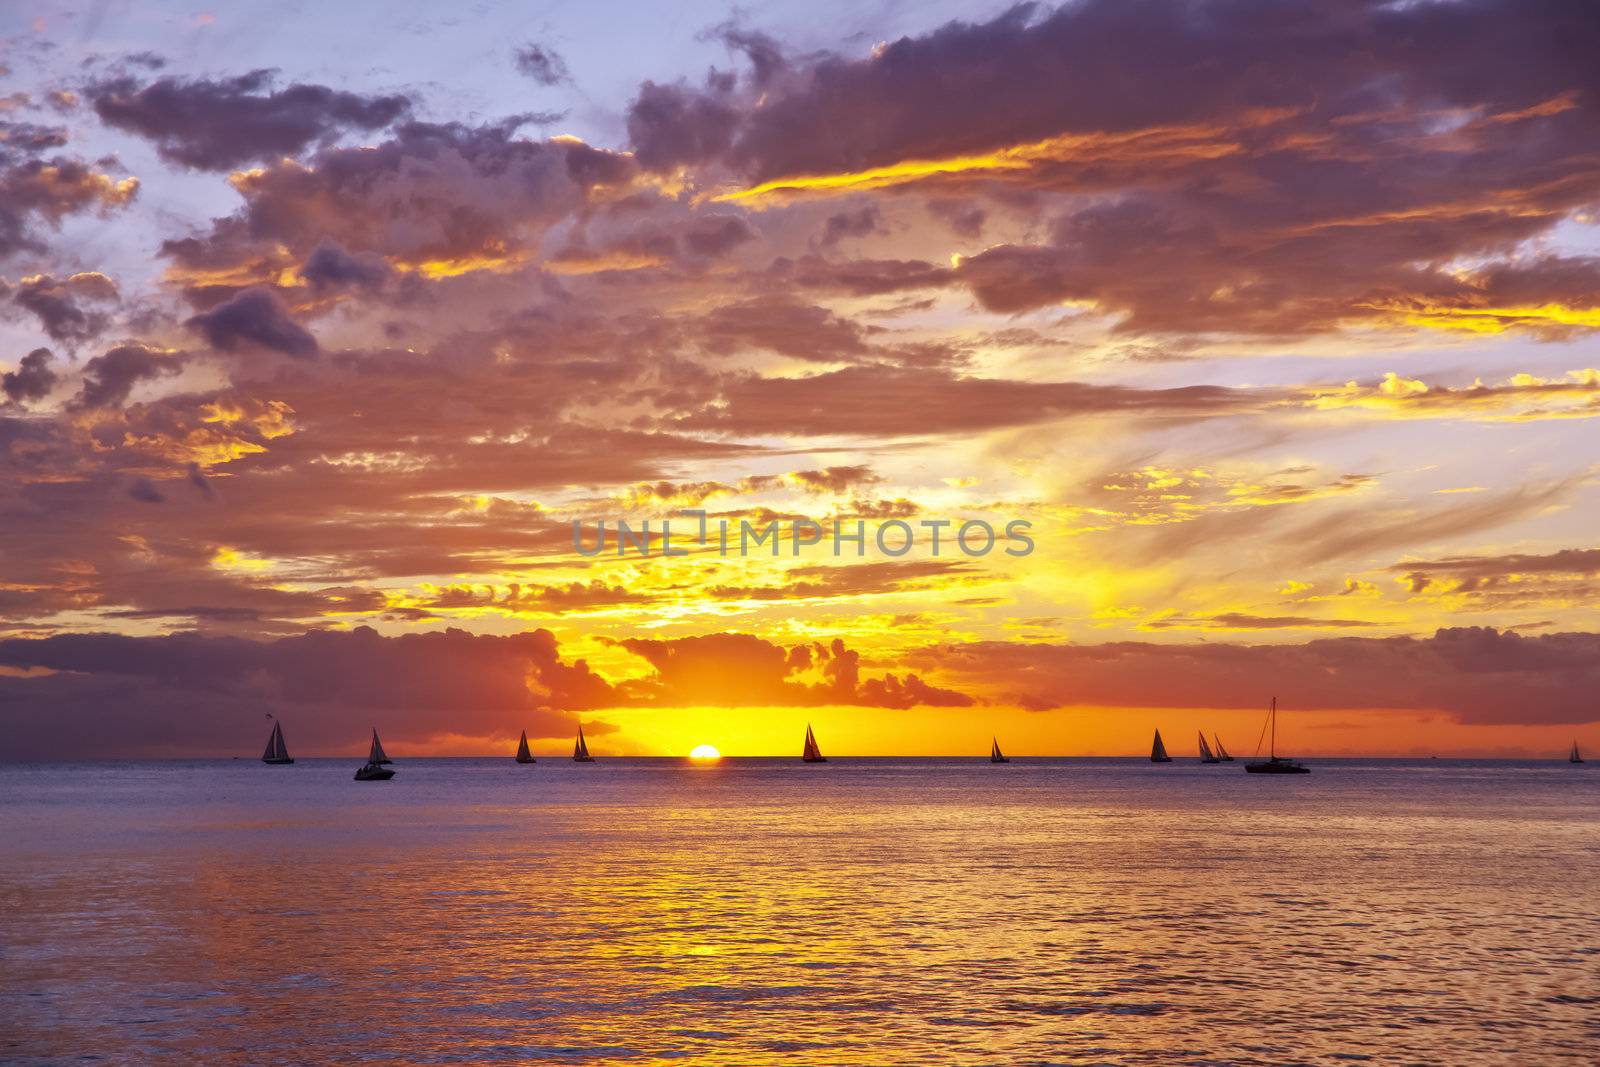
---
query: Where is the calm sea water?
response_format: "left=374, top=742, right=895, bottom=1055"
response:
left=2, top=758, right=1596, bottom=1065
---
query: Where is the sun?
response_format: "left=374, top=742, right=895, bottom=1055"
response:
left=689, top=744, right=721, bottom=760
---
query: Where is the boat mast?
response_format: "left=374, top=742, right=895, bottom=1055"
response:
left=1270, top=697, right=1276, bottom=759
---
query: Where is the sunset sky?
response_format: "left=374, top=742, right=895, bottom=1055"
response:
left=2, top=0, right=1598, bottom=758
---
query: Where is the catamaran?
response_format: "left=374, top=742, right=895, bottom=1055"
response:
left=354, top=728, right=396, bottom=780
left=1571, top=741, right=1585, bottom=765
left=802, top=723, right=827, bottom=762
left=515, top=730, right=535, bottom=764
left=991, top=737, right=1009, bottom=763
left=1214, top=733, right=1234, bottom=761
left=260, top=719, right=293, bottom=765
left=573, top=724, right=595, bottom=763
left=1150, top=729, right=1172, bottom=763
left=1198, top=731, right=1220, bottom=764
left=1245, top=697, right=1309, bottom=774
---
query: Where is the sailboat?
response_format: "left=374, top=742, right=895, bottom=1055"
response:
left=1571, top=741, right=1585, bottom=765
left=1198, top=731, right=1220, bottom=764
left=990, top=737, right=1010, bottom=763
left=1214, top=733, right=1234, bottom=761
left=1245, top=697, right=1309, bottom=774
left=515, top=730, right=535, bottom=764
left=573, top=724, right=595, bottom=763
left=354, top=728, right=396, bottom=780
left=367, top=728, right=392, bottom=765
left=260, top=719, right=293, bottom=765
left=802, top=723, right=827, bottom=763
left=1150, top=729, right=1172, bottom=763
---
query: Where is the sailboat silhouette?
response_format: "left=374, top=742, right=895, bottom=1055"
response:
left=1571, top=741, right=1585, bottom=764
left=802, top=724, right=827, bottom=762
left=515, top=730, right=535, bottom=764
left=367, top=728, right=392, bottom=765
left=1150, top=729, right=1172, bottom=763
left=990, top=737, right=1009, bottom=763
left=1214, top=733, right=1234, bottom=761
left=1198, top=731, right=1220, bottom=764
left=573, top=724, right=595, bottom=762
left=260, top=718, right=293, bottom=765
left=355, top=728, right=396, bottom=780
left=1245, top=697, right=1309, bottom=774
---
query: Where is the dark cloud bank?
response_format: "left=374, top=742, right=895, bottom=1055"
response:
left=3, top=626, right=1595, bottom=757
left=0, top=628, right=966, bottom=758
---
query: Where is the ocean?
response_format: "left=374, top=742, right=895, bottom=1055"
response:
left=2, top=758, right=1596, bottom=1064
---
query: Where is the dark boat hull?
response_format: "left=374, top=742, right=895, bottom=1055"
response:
left=354, top=765, right=395, bottom=780
left=803, top=756, right=828, bottom=763
left=573, top=756, right=595, bottom=763
left=1245, top=760, right=1310, bottom=774
left=1150, top=757, right=1172, bottom=763
left=262, top=757, right=295, bottom=765
left=991, top=757, right=1010, bottom=763
left=516, top=755, right=536, bottom=764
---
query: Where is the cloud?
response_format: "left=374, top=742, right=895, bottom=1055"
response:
left=682, top=214, right=755, bottom=257
left=2, top=346, right=57, bottom=403
left=419, top=580, right=652, bottom=615
left=709, top=559, right=970, bottom=602
left=926, top=198, right=985, bottom=238
left=1396, top=548, right=1600, bottom=587
left=1390, top=547, right=1600, bottom=606
left=514, top=44, right=571, bottom=86
left=299, top=238, right=390, bottom=291
left=0, top=626, right=617, bottom=758
left=89, top=70, right=410, bottom=169
left=776, top=254, right=955, bottom=297
left=692, top=364, right=1257, bottom=436
left=817, top=204, right=883, bottom=247
left=923, top=627, right=1600, bottom=725
left=788, top=465, right=879, bottom=494
left=1145, top=612, right=1376, bottom=631
left=185, top=287, right=318, bottom=357
left=611, top=632, right=973, bottom=708
left=6, top=271, right=118, bottom=343
left=1305, top=369, right=1600, bottom=422
left=1285, top=481, right=1580, bottom=566
left=626, top=1, right=1600, bottom=338
left=0, top=156, right=139, bottom=259
left=161, top=119, right=634, bottom=295
left=73, top=342, right=182, bottom=407
left=126, top=475, right=164, bottom=503
left=627, top=76, right=740, bottom=172
left=699, top=297, right=874, bottom=361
